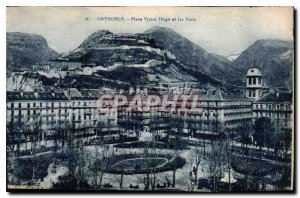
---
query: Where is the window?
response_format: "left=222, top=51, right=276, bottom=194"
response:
left=51, top=102, right=54, bottom=108
left=19, top=103, right=21, bottom=108
left=285, top=104, right=289, bottom=110
left=253, top=91, right=256, bottom=98
left=258, top=78, right=261, bottom=85
left=27, top=103, right=30, bottom=108
left=249, top=78, right=252, bottom=85
left=40, top=102, right=42, bottom=107
left=11, top=103, right=14, bottom=108
left=27, top=110, right=30, bottom=115
left=248, top=91, right=252, bottom=97
left=33, top=110, right=36, bottom=115
left=253, top=78, right=256, bottom=85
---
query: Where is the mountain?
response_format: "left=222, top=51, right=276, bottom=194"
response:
left=62, top=29, right=233, bottom=90
left=233, top=39, right=294, bottom=88
left=63, top=28, right=294, bottom=90
left=78, top=30, right=113, bottom=49
left=144, top=26, right=239, bottom=84
left=6, top=32, right=59, bottom=76
left=7, top=28, right=293, bottom=91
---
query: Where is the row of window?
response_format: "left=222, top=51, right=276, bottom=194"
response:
left=10, top=109, right=68, bottom=116
left=224, top=112, right=251, bottom=117
left=253, top=112, right=292, bottom=119
left=72, top=101, right=98, bottom=107
left=248, top=90, right=259, bottom=98
left=8, top=100, right=253, bottom=110
left=254, top=103, right=291, bottom=111
left=72, top=114, right=97, bottom=121
left=9, top=102, right=68, bottom=109
left=10, top=115, right=68, bottom=122
left=248, top=77, right=262, bottom=85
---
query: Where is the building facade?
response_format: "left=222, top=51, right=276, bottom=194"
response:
left=246, top=68, right=263, bottom=100
left=6, top=91, right=70, bottom=150
left=252, top=91, right=293, bottom=130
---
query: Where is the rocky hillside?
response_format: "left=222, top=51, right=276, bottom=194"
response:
left=233, top=39, right=294, bottom=88
left=6, top=32, right=59, bottom=76
left=78, top=30, right=113, bottom=49
left=62, top=29, right=232, bottom=89
left=7, top=28, right=294, bottom=90
left=144, top=26, right=239, bottom=85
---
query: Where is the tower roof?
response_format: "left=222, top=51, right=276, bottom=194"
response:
left=247, top=68, right=262, bottom=76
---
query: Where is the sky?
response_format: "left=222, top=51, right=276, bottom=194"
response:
left=6, top=7, right=293, bottom=56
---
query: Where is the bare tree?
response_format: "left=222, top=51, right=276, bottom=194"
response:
left=192, top=148, right=203, bottom=188
left=7, top=120, right=23, bottom=184
left=148, top=141, right=160, bottom=190
left=253, top=117, right=272, bottom=157
left=112, top=149, right=127, bottom=189
left=223, top=134, right=234, bottom=191
left=25, top=115, right=43, bottom=183
left=88, top=143, right=110, bottom=189
left=207, top=140, right=224, bottom=192
left=181, top=167, right=194, bottom=191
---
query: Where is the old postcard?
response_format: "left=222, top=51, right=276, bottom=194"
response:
left=6, top=7, right=294, bottom=192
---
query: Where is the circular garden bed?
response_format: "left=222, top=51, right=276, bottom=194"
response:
left=100, top=153, right=186, bottom=174
left=231, top=156, right=282, bottom=177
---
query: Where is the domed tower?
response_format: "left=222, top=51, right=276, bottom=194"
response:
left=246, top=68, right=262, bottom=100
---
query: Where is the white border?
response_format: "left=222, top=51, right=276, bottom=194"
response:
left=0, top=0, right=298, bottom=197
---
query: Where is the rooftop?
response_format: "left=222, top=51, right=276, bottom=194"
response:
left=247, top=68, right=262, bottom=76
left=255, top=91, right=292, bottom=103
left=7, top=91, right=68, bottom=101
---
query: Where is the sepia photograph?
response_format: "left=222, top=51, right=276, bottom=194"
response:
left=5, top=6, right=294, bottom=192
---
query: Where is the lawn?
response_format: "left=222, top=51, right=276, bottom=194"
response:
left=231, top=156, right=282, bottom=177
left=101, top=153, right=186, bottom=174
